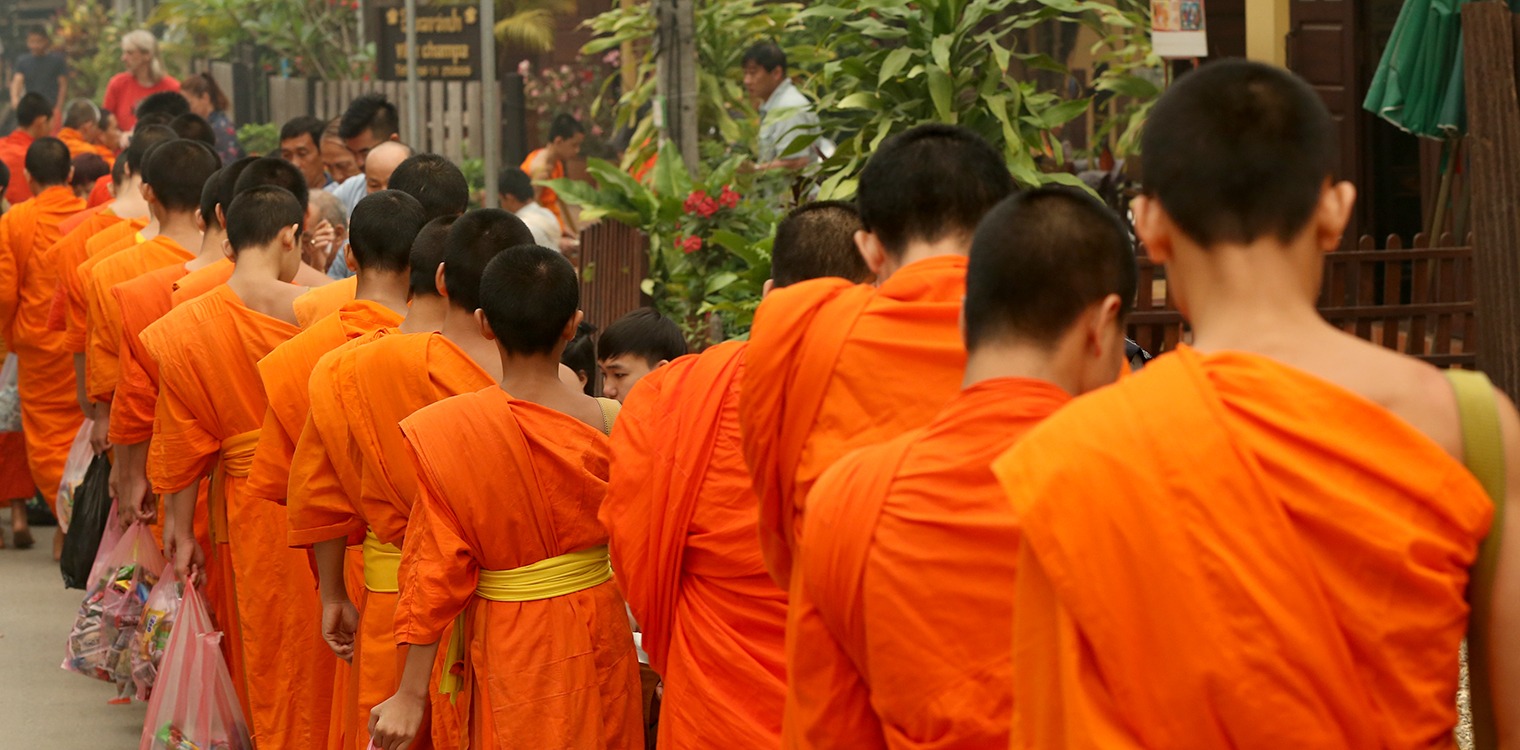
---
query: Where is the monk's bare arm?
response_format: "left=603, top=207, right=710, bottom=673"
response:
left=164, top=485, right=203, bottom=583
left=110, top=441, right=150, bottom=521
left=369, top=641, right=441, bottom=750
left=1490, top=391, right=1520, bottom=745
left=73, top=353, right=90, bottom=416
left=314, top=537, right=358, bottom=662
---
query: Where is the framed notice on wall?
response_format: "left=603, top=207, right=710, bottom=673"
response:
left=1152, top=0, right=1208, bottom=58
left=376, top=1, right=483, bottom=80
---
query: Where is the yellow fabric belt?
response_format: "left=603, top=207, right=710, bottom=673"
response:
left=208, top=429, right=259, bottom=543
left=362, top=529, right=402, bottom=594
left=440, top=545, right=614, bottom=700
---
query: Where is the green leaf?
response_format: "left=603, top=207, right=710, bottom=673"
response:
left=705, top=272, right=740, bottom=295
left=1095, top=73, right=1160, bottom=99
left=640, top=278, right=656, bottom=297
left=838, top=92, right=881, bottom=111
left=988, top=38, right=1011, bottom=75
left=651, top=140, right=695, bottom=201
left=931, top=34, right=954, bottom=72
left=1039, top=97, right=1092, bottom=128
left=878, top=48, right=914, bottom=87
left=1037, top=170, right=1099, bottom=196
left=927, top=65, right=956, bottom=124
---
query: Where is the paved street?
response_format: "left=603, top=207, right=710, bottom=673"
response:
left=0, top=519, right=146, bottom=748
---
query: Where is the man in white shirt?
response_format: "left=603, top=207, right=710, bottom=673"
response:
left=498, top=166, right=565, bottom=251
left=743, top=41, right=825, bottom=171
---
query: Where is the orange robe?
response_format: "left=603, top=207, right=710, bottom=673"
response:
left=0, top=130, right=34, bottom=205
left=789, top=377, right=1069, bottom=748
left=171, top=257, right=234, bottom=306
left=294, top=275, right=357, bottom=329
left=396, top=388, right=642, bottom=749
left=0, top=186, right=89, bottom=507
left=56, top=128, right=116, bottom=166
left=739, top=255, right=968, bottom=585
left=602, top=340, right=788, bottom=748
left=84, top=235, right=192, bottom=402
left=63, top=218, right=143, bottom=353
left=44, top=207, right=131, bottom=334
left=290, top=330, right=490, bottom=750
left=996, top=346, right=1493, bottom=749
left=142, top=285, right=335, bottom=750
left=88, top=175, right=112, bottom=207
left=521, top=148, right=567, bottom=232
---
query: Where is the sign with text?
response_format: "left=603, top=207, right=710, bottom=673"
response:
left=377, top=2, right=482, bottom=80
left=1151, top=0, right=1208, bottom=58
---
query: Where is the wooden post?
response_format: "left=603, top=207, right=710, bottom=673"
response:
left=1462, top=3, right=1520, bottom=399
left=655, top=0, right=698, bottom=174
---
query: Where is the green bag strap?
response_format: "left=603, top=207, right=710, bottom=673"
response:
left=1445, top=369, right=1505, bottom=750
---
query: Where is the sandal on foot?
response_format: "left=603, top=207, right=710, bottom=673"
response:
left=12, top=529, right=33, bottom=550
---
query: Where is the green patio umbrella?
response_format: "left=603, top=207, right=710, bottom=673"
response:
left=1363, top=0, right=1468, bottom=139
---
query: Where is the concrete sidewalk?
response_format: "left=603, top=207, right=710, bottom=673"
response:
left=0, top=521, right=146, bottom=748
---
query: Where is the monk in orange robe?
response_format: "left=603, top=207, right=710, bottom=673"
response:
left=997, top=61, right=1520, bottom=748
left=56, top=100, right=117, bottom=167
left=738, top=124, right=1015, bottom=587
left=602, top=201, right=870, bottom=748
left=0, top=138, right=87, bottom=514
left=789, top=189, right=1136, bottom=748
left=146, top=185, right=333, bottom=750
left=521, top=114, right=584, bottom=238
left=0, top=94, right=52, bottom=206
left=369, top=240, right=641, bottom=750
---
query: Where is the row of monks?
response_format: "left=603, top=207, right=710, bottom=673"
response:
left=3, top=59, right=1515, bottom=749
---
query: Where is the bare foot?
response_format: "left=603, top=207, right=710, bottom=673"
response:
left=12, top=527, right=33, bottom=550
left=52, top=529, right=63, bottom=560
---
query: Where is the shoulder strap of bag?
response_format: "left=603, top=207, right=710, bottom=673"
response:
left=1445, top=369, right=1505, bottom=750
left=598, top=397, right=621, bottom=436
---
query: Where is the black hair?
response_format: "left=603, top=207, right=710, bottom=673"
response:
left=215, top=156, right=260, bottom=228
left=279, top=116, right=326, bottom=149
left=548, top=113, right=584, bottom=142
left=349, top=190, right=427, bottom=273
left=134, top=111, right=174, bottom=130
left=497, top=167, right=535, bottom=202
left=598, top=308, right=686, bottom=366
left=134, top=91, right=190, bottom=121
left=561, top=321, right=597, bottom=396
left=225, top=186, right=304, bottom=253
left=409, top=215, right=458, bottom=298
left=23, top=137, right=71, bottom=186
left=71, top=154, right=110, bottom=194
left=1140, top=60, right=1337, bottom=247
left=479, top=245, right=580, bottom=356
left=965, top=187, right=1137, bottom=349
left=771, top=201, right=870, bottom=288
left=0, top=161, right=10, bottom=195
left=441, top=209, right=535, bottom=312
left=143, top=139, right=222, bottom=213
left=180, top=72, right=230, bottom=112
left=110, top=152, right=129, bottom=185
left=16, top=92, right=51, bottom=127
left=742, top=41, right=787, bottom=73
left=857, top=124, right=1014, bottom=257
left=387, top=154, right=469, bottom=220
left=63, top=99, right=99, bottom=130
left=232, top=157, right=310, bottom=209
left=98, top=109, right=117, bottom=131
left=170, top=113, right=217, bottom=149
left=199, top=167, right=226, bottom=228
left=122, top=124, right=177, bottom=174
left=338, top=93, right=399, bottom=141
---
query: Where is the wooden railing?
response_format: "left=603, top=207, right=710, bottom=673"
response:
left=577, top=221, right=650, bottom=331
left=1128, top=234, right=1477, bottom=367
left=268, top=78, right=484, bottom=160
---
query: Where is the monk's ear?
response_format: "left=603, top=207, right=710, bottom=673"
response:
left=221, top=237, right=234, bottom=260
left=1314, top=179, right=1357, bottom=253
left=140, top=182, right=155, bottom=205
left=1131, top=196, right=1172, bottom=265
left=278, top=224, right=301, bottom=252
left=761, top=278, right=775, bottom=298
left=562, top=309, right=584, bottom=342
left=434, top=263, right=448, bottom=299
left=215, top=204, right=227, bottom=230
left=474, top=308, right=496, bottom=341
left=855, top=230, right=888, bottom=278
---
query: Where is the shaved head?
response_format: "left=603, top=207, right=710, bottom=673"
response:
left=364, top=141, right=413, bottom=195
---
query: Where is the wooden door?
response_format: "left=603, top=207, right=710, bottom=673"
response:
left=1289, top=0, right=1366, bottom=241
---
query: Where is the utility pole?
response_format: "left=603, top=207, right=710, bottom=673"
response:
left=655, top=0, right=698, bottom=174
left=405, top=0, right=420, bottom=142
left=481, top=0, right=501, bottom=208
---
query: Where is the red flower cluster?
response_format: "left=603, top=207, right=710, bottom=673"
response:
left=677, top=235, right=704, bottom=254
left=718, top=185, right=740, bottom=209
left=683, top=190, right=720, bottom=218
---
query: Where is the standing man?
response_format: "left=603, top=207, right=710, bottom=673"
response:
left=497, top=167, right=560, bottom=250
left=521, top=113, right=584, bottom=244
left=333, top=94, right=400, bottom=217
left=280, top=116, right=332, bottom=190
left=742, top=41, right=824, bottom=171
left=361, top=141, right=411, bottom=196
left=10, top=28, right=67, bottom=124
left=0, top=93, right=54, bottom=205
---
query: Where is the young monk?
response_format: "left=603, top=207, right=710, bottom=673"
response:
left=596, top=308, right=687, bottom=403
left=602, top=200, right=870, bottom=749
left=997, top=60, right=1520, bottom=747
left=82, top=140, right=217, bottom=433
left=0, top=137, right=86, bottom=525
left=56, top=99, right=116, bottom=166
left=369, top=243, right=642, bottom=750
left=290, top=211, right=533, bottom=750
left=144, top=186, right=333, bottom=750
left=521, top=113, right=585, bottom=240
left=789, top=188, right=1135, bottom=747
left=386, top=153, right=470, bottom=221
left=739, top=123, right=1014, bottom=586
left=0, top=93, right=52, bottom=205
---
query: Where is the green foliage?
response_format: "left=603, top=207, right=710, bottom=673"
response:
left=54, top=0, right=135, bottom=102
left=1086, top=0, right=1162, bottom=158
left=236, top=122, right=279, bottom=156
left=545, top=142, right=777, bottom=347
left=150, top=0, right=373, bottom=80
left=458, top=155, right=487, bottom=209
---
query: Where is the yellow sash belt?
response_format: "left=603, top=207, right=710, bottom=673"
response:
left=439, top=545, right=613, bottom=700
left=362, top=529, right=402, bottom=593
left=207, top=429, right=259, bottom=543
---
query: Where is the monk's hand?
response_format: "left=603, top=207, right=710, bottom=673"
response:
left=369, top=690, right=425, bottom=750
left=172, top=531, right=205, bottom=587
left=321, top=598, right=359, bottom=662
left=89, top=415, right=111, bottom=455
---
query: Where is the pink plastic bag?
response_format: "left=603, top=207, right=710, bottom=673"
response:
left=55, top=418, right=95, bottom=533
left=132, top=565, right=183, bottom=701
left=62, top=520, right=165, bottom=699
left=140, top=584, right=252, bottom=750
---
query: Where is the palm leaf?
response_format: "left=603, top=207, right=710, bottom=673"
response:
left=495, top=8, right=557, bottom=53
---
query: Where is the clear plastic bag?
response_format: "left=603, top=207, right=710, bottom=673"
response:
left=139, top=585, right=252, bottom=750
left=56, top=418, right=96, bottom=533
left=62, top=521, right=165, bottom=700
left=132, top=565, right=183, bottom=701
left=0, top=353, right=19, bottom=432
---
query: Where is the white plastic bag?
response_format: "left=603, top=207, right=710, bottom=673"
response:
left=0, top=353, right=19, bottom=433
left=56, top=418, right=96, bottom=533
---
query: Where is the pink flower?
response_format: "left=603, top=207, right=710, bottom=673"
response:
left=603, top=50, right=621, bottom=67
left=679, top=235, right=703, bottom=254
left=517, top=60, right=531, bottom=75
left=718, top=185, right=740, bottom=209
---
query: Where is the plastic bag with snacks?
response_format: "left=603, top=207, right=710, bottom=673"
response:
left=139, top=584, right=252, bottom=750
left=132, top=566, right=183, bottom=701
left=62, top=522, right=164, bottom=700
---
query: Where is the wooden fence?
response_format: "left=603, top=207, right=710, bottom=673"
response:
left=1128, top=234, right=1477, bottom=367
left=577, top=221, right=651, bottom=330
left=268, top=78, right=484, bottom=160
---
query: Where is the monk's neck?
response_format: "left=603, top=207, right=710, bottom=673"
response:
left=157, top=211, right=202, bottom=252
left=496, top=355, right=565, bottom=398
left=1169, top=239, right=1329, bottom=353
left=353, top=269, right=411, bottom=317
left=963, top=339, right=1083, bottom=396
left=112, top=180, right=149, bottom=219
left=399, top=296, right=447, bottom=333
left=440, top=308, right=502, bottom=378
left=878, top=236, right=968, bottom=282
left=228, top=246, right=293, bottom=285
